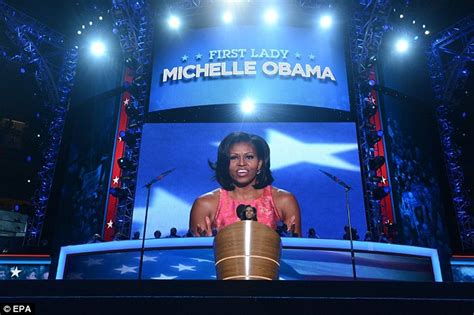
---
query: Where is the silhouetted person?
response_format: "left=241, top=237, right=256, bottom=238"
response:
left=166, top=227, right=180, bottom=238
left=343, top=225, right=359, bottom=240
left=308, top=228, right=320, bottom=239
left=132, top=231, right=140, bottom=240
left=153, top=230, right=162, bottom=239
left=364, top=231, right=374, bottom=241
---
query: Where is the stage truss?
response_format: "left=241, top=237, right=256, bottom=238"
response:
left=0, top=1, right=78, bottom=246
left=427, top=14, right=474, bottom=251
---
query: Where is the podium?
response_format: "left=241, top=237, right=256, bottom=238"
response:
left=213, top=221, right=282, bottom=280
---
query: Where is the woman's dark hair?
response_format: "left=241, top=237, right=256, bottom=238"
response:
left=209, top=131, right=274, bottom=190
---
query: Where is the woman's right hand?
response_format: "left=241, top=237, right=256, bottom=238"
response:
left=196, top=216, right=213, bottom=237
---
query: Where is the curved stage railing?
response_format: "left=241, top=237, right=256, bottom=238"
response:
left=56, top=238, right=442, bottom=281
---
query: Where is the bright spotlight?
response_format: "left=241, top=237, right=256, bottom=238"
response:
left=90, top=41, right=106, bottom=57
left=395, top=38, right=409, bottom=53
left=319, top=15, right=333, bottom=28
left=223, top=11, right=233, bottom=24
left=167, top=15, right=181, bottom=29
left=264, top=9, right=278, bottom=24
left=241, top=99, right=255, bottom=113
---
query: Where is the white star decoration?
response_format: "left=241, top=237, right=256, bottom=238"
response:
left=195, top=53, right=202, bottom=60
left=171, top=264, right=196, bottom=272
left=181, top=55, right=188, bottom=62
left=112, top=176, right=120, bottom=185
left=123, top=98, right=130, bottom=106
left=295, top=52, right=301, bottom=59
left=107, top=220, right=113, bottom=228
left=114, top=265, right=138, bottom=274
left=84, top=257, right=103, bottom=266
left=381, top=176, right=387, bottom=184
left=267, top=129, right=360, bottom=171
left=151, top=274, right=177, bottom=280
left=10, top=266, right=21, bottom=278
left=309, top=53, right=315, bottom=60
left=135, top=255, right=158, bottom=262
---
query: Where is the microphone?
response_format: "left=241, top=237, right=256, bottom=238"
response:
left=144, top=168, right=176, bottom=188
left=319, top=169, right=352, bottom=191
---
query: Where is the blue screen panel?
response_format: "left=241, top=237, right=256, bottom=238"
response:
left=132, top=122, right=366, bottom=240
left=150, top=25, right=349, bottom=111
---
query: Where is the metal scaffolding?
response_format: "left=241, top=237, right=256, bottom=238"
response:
left=0, top=1, right=78, bottom=246
left=427, top=14, right=474, bottom=251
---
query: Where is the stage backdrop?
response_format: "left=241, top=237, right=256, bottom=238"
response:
left=149, top=24, right=350, bottom=112
left=132, top=122, right=366, bottom=239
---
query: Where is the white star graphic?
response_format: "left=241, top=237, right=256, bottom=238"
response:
left=309, top=53, right=315, bottom=60
left=171, top=264, right=196, bottom=272
left=107, top=220, right=113, bottom=228
left=181, top=55, right=188, bottom=62
left=123, top=98, right=130, bottom=106
left=295, top=52, right=301, bottom=59
left=112, top=176, right=120, bottom=185
left=266, top=129, right=360, bottom=171
left=381, top=176, right=387, bottom=184
left=195, top=53, right=202, bottom=60
left=114, top=265, right=138, bottom=274
left=191, top=258, right=214, bottom=263
left=10, top=266, right=21, bottom=278
left=151, top=274, right=177, bottom=280
left=84, top=257, right=103, bottom=266
left=135, top=255, right=158, bottom=262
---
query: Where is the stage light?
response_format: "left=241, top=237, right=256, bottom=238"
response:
left=99, top=16, right=103, bottom=21
left=90, top=41, right=106, bottom=57
left=89, top=21, right=93, bottom=26
left=373, top=186, right=390, bottom=200
left=77, top=30, right=82, bottom=35
left=223, top=11, right=233, bottom=24
left=319, top=15, right=333, bottom=29
left=241, top=98, right=255, bottom=114
left=369, top=156, right=385, bottom=170
left=424, top=30, right=430, bottom=35
left=168, top=15, right=181, bottom=29
left=263, top=9, right=278, bottom=24
left=399, top=14, right=404, bottom=19
left=117, top=157, right=133, bottom=170
left=395, top=38, right=409, bottom=53
left=367, top=130, right=383, bottom=146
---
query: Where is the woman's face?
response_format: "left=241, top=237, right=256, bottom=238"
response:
left=228, top=142, right=263, bottom=187
left=245, top=207, right=254, bottom=219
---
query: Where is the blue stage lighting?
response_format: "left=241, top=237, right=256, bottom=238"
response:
left=264, top=9, right=278, bottom=24
left=168, top=15, right=181, bottom=29
left=90, top=41, right=106, bottom=57
left=241, top=98, right=255, bottom=114
left=395, top=38, right=409, bottom=53
left=319, top=15, right=333, bottom=29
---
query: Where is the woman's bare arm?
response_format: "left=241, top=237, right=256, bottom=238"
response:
left=189, top=192, right=218, bottom=236
left=273, top=189, right=302, bottom=237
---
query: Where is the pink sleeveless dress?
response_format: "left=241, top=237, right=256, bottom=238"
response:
left=213, top=185, right=281, bottom=231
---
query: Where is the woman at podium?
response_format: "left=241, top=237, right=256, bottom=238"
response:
left=189, top=131, right=301, bottom=237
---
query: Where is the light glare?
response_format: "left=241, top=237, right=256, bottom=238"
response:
left=241, top=99, right=255, bottom=113
left=395, top=38, right=409, bottom=53
left=90, top=41, right=106, bottom=57
left=264, top=9, right=278, bottom=24
left=223, top=11, right=233, bottom=24
left=168, top=15, right=181, bottom=29
left=319, top=15, right=333, bottom=28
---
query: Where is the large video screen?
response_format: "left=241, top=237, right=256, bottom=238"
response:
left=132, top=122, right=366, bottom=239
left=149, top=24, right=350, bottom=112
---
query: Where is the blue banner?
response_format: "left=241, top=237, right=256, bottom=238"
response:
left=150, top=25, right=350, bottom=111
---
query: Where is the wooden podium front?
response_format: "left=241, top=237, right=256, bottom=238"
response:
left=213, top=221, right=282, bottom=280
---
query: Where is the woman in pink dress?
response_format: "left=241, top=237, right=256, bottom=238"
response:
left=189, top=132, right=301, bottom=237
